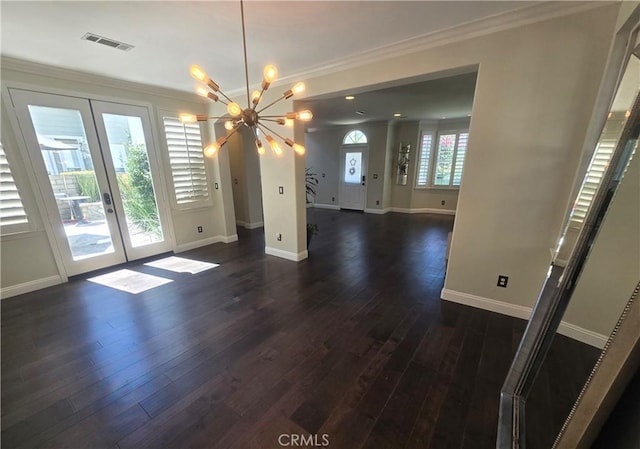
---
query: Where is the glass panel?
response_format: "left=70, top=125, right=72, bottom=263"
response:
left=102, top=113, right=164, bottom=247
left=344, top=151, right=362, bottom=184
left=27, top=105, right=114, bottom=260
left=434, top=134, right=456, bottom=185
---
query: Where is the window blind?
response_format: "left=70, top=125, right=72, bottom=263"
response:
left=0, top=141, right=29, bottom=228
left=452, top=132, right=469, bottom=186
left=416, top=133, right=433, bottom=187
left=569, top=138, right=616, bottom=227
left=162, top=117, right=209, bottom=205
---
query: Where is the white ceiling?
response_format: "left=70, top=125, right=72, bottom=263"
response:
left=2, top=1, right=586, bottom=125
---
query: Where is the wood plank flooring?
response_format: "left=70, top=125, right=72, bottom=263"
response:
left=1, top=210, right=599, bottom=448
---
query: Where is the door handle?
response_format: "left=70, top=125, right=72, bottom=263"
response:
left=362, top=175, right=366, bottom=186
left=103, top=192, right=112, bottom=205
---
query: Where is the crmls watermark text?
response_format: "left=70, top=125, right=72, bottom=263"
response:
left=278, top=433, right=330, bottom=447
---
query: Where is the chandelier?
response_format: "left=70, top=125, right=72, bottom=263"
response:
left=179, top=0, right=312, bottom=158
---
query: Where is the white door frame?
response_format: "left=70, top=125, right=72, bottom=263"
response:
left=339, top=144, right=368, bottom=211
left=10, top=88, right=128, bottom=276
left=91, top=100, right=173, bottom=260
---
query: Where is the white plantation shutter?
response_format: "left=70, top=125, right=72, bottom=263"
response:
left=416, top=133, right=433, bottom=187
left=452, top=132, right=468, bottom=186
left=163, top=117, right=210, bottom=205
left=0, top=141, right=29, bottom=230
left=569, top=138, right=616, bottom=227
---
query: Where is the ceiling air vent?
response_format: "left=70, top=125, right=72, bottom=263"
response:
left=81, top=33, right=134, bottom=52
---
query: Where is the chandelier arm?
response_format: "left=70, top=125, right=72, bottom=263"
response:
left=259, top=121, right=289, bottom=142
left=240, top=0, right=251, bottom=109
left=260, top=118, right=285, bottom=123
left=215, top=90, right=235, bottom=104
left=252, top=87, right=267, bottom=111
left=256, top=95, right=286, bottom=114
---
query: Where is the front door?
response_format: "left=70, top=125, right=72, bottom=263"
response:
left=10, top=89, right=171, bottom=276
left=340, top=145, right=368, bottom=210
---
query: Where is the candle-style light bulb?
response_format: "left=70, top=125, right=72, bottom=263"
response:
left=252, top=90, right=262, bottom=105
left=190, top=65, right=207, bottom=82
left=298, top=110, right=313, bottom=121
left=179, top=113, right=197, bottom=123
left=291, top=82, right=305, bottom=95
left=293, top=144, right=305, bottom=155
left=263, top=65, right=278, bottom=83
left=227, top=102, right=242, bottom=117
left=204, top=143, right=220, bottom=158
left=265, top=135, right=282, bottom=156
left=224, top=120, right=235, bottom=131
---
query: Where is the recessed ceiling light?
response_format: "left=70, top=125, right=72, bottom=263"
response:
left=355, top=110, right=365, bottom=115
left=345, top=96, right=355, bottom=100
left=441, top=116, right=447, bottom=119
left=393, top=113, right=401, bottom=117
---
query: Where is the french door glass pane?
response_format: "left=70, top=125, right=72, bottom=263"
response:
left=101, top=113, right=164, bottom=247
left=27, top=105, right=114, bottom=260
left=344, top=151, right=362, bottom=184
left=434, top=134, right=456, bottom=186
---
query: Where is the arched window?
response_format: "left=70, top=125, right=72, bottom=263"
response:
left=343, top=130, right=367, bottom=145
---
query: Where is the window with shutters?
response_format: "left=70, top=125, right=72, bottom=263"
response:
left=162, top=117, right=210, bottom=206
left=0, top=141, right=30, bottom=233
left=415, top=132, right=434, bottom=187
left=415, top=129, right=468, bottom=189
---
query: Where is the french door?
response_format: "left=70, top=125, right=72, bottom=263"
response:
left=339, top=145, right=368, bottom=211
left=10, top=89, right=171, bottom=276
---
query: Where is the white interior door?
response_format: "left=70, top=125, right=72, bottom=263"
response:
left=10, top=89, right=171, bottom=275
left=340, top=145, right=368, bottom=210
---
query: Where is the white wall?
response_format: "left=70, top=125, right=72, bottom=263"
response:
left=228, top=126, right=263, bottom=228
left=297, top=5, right=620, bottom=314
left=1, top=60, right=237, bottom=296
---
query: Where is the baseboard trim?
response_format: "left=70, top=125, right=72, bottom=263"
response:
left=265, top=246, right=309, bottom=262
left=1, top=275, right=63, bottom=299
left=236, top=220, right=264, bottom=229
left=313, top=203, right=340, bottom=210
left=175, top=234, right=238, bottom=253
left=441, top=288, right=532, bottom=320
left=441, top=288, right=607, bottom=349
left=390, top=207, right=456, bottom=215
left=557, top=321, right=607, bottom=349
left=364, top=208, right=391, bottom=215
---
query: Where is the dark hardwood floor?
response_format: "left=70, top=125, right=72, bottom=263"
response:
left=1, top=209, right=599, bottom=448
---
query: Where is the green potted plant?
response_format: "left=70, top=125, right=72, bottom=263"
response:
left=306, top=168, right=319, bottom=247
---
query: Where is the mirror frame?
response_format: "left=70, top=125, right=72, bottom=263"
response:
left=497, top=7, right=640, bottom=449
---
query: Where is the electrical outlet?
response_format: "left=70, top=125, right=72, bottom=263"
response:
left=276, top=233, right=282, bottom=241
left=214, top=182, right=219, bottom=190
left=497, top=275, right=509, bottom=288
left=332, top=197, right=335, bottom=202
left=197, top=226, right=203, bottom=233
left=234, top=178, right=238, bottom=185
left=373, top=174, right=378, bottom=179
left=441, top=200, right=446, bottom=206
left=278, top=186, right=284, bottom=194
left=322, top=173, right=326, bottom=178
left=376, top=200, right=380, bottom=205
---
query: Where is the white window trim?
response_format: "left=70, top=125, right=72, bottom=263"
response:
left=415, top=128, right=469, bottom=190
left=158, top=112, right=214, bottom=210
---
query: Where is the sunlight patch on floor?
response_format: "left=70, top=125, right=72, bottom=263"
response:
left=144, top=256, right=219, bottom=274
left=87, top=269, right=173, bottom=294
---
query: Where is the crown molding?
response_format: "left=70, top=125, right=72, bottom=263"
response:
left=1, top=1, right=612, bottom=100
left=0, top=56, right=208, bottom=104
left=280, top=1, right=613, bottom=88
